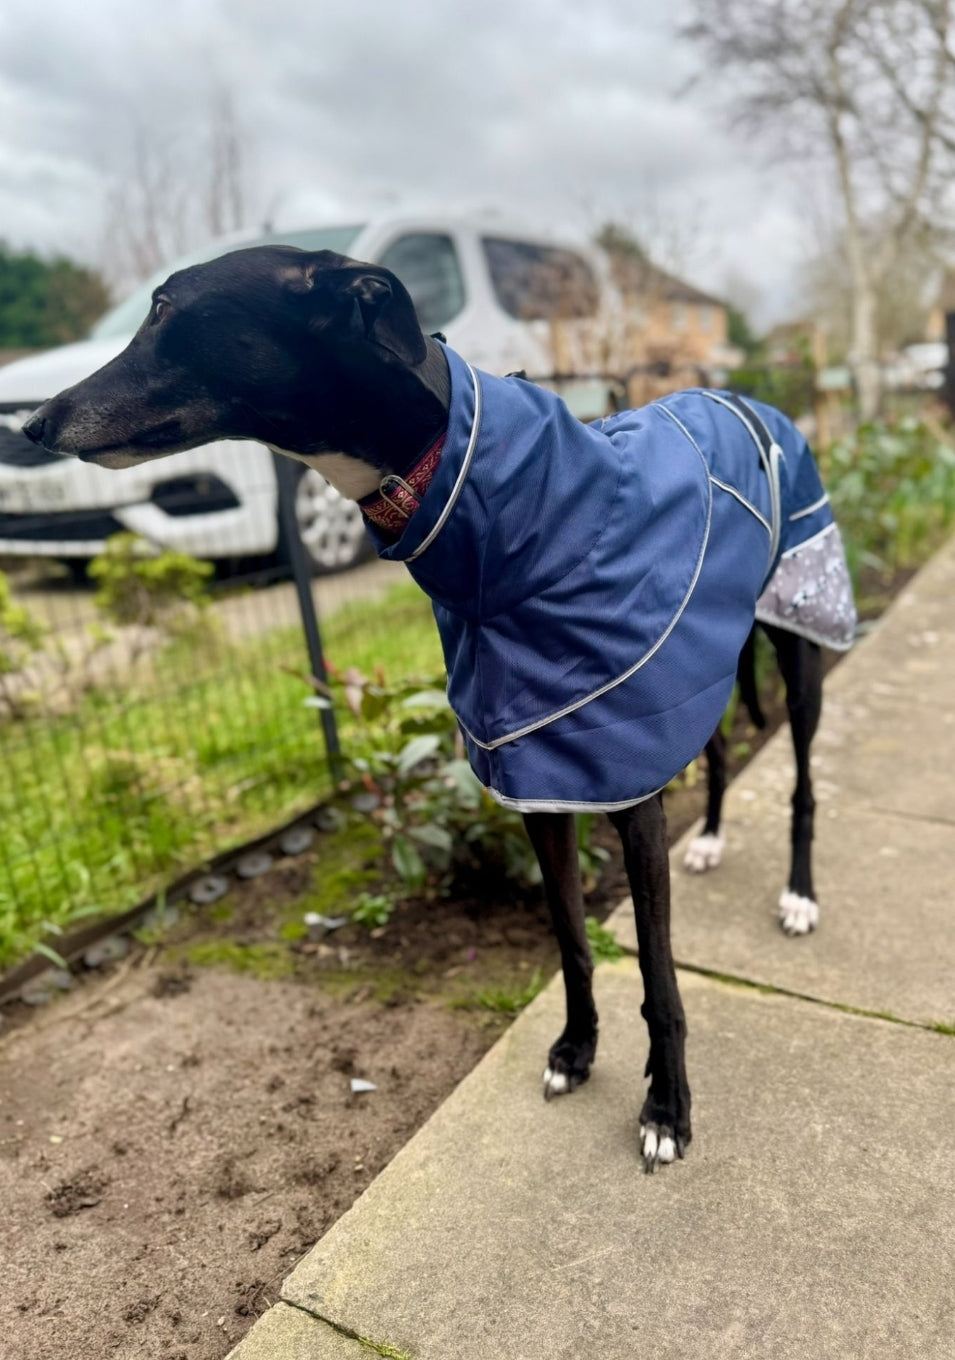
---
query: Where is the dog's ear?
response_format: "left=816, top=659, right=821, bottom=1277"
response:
left=282, top=257, right=427, bottom=365
left=340, top=271, right=427, bottom=365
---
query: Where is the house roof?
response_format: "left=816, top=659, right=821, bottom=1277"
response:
left=605, top=251, right=726, bottom=309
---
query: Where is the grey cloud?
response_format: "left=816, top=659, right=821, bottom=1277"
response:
left=0, top=0, right=804, bottom=319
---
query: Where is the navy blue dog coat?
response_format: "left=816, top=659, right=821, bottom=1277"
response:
left=365, top=346, right=855, bottom=812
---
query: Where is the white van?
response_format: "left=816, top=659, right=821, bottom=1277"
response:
left=0, top=212, right=610, bottom=573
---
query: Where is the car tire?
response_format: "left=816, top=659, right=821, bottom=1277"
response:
left=278, top=463, right=374, bottom=575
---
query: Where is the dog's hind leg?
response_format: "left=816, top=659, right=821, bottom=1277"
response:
left=523, top=812, right=598, bottom=1100
left=683, top=729, right=726, bottom=872
left=684, top=626, right=764, bottom=875
left=609, top=795, right=691, bottom=1171
left=764, top=624, right=823, bottom=936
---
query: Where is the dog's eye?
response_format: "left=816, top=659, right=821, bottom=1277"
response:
left=152, top=298, right=170, bottom=324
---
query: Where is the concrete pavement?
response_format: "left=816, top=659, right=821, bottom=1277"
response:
left=227, top=537, right=955, bottom=1360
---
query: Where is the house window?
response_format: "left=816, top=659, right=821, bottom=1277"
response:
left=698, top=304, right=713, bottom=333
left=671, top=301, right=687, bottom=332
left=481, top=238, right=600, bottom=320
left=376, top=233, right=466, bottom=332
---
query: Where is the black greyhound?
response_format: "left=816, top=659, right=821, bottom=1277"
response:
left=24, top=246, right=852, bottom=1171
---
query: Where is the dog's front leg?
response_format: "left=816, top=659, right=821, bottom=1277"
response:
left=523, top=812, right=598, bottom=1099
left=609, top=796, right=691, bottom=1171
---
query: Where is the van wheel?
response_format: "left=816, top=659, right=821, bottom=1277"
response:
left=279, top=464, right=373, bottom=575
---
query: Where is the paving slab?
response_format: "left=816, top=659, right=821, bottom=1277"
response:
left=610, top=538, right=955, bottom=1024
left=225, top=1301, right=371, bottom=1360
left=611, top=800, right=955, bottom=1026
left=282, top=961, right=955, bottom=1360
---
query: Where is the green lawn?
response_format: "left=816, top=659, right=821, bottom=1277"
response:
left=0, top=579, right=443, bottom=968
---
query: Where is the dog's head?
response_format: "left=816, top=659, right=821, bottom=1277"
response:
left=22, top=246, right=430, bottom=468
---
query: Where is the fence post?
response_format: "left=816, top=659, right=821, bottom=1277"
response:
left=271, top=453, right=345, bottom=784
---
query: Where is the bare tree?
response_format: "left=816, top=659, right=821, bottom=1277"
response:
left=206, top=89, right=247, bottom=241
left=100, top=90, right=254, bottom=293
left=803, top=221, right=942, bottom=357
left=682, top=0, right=955, bottom=417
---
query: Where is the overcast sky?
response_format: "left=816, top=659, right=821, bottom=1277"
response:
left=0, top=0, right=825, bottom=324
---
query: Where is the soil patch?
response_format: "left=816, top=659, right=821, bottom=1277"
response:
left=1, top=969, right=492, bottom=1360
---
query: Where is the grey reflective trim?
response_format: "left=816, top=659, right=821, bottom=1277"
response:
left=485, top=780, right=666, bottom=814
left=779, top=519, right=837, bottom=558
left=768, top=440, right=783, bottom=562
left=701, top=391, right=783, bottom=569
left=462, top=401, right=713, bottom=753
left=406, top=363, right=482, bottom=563
left=789, top=492, right=830, bottom=521
left=709, top=475, right=771, bottom=537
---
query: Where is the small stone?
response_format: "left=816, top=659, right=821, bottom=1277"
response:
left=350, top=1079, right=377, bottom=1094
left=21, top=982, right=53, bottom=1006
left=235, top=851, right=273, bottom=880
left=50, top=970, right=75, bottom=992
left=188, top=876, right=230, bottom=906
left=83, top=936, right=130, bottom=969
left=279, top=825, right=315, bottom=856
left=350, top=791, right=381, bottom=814
left=303, top=912, right=348, bottom=942
left=314, top=806, right=345, bottom=833
left=142, top=902, right=181, bottom=928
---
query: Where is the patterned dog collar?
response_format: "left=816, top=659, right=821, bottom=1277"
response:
left=359, top=434, right=446, bottom=535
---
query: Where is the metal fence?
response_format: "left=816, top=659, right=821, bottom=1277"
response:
left=0, top=449, right=443, bottom=966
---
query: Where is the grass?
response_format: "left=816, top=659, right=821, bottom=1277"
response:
left=585, top=915, right=624, bottom=963
left=0, top=579, right=441, bottom=969
left=465, top=968, right=547, bottom=1015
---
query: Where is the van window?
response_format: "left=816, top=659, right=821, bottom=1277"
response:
left=377, top=233, right=466, bottom=332
left=481, top=238, right=599, bottom=320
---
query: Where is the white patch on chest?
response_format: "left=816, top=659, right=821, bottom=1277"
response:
left=269, top=447, right=381, bottom=500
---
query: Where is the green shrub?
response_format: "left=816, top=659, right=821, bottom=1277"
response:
left=827, top=417, right=955, bottom=584
left=0, top=570, right=46, bottom=668
left=727, top=363, right=816, bottom=421
left=351, top=892, right=394, bottom=929
left=585, top=915, right=624, bottom=963
left=322, top=666, right=606, bottom=897
left=0, top=570, right=47, bottom=719
left=88, top=533, right=214, bottom=628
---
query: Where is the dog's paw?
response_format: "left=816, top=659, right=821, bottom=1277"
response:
left=639, top=1121, right=685, bottom=1173
left=778, top=889, right=819, bottom=936
left=542, top=1065, right=574, bottom=1099
left=683, top=832, right=724, bottom=873
left=542, top=1031, right=596, bottom=1101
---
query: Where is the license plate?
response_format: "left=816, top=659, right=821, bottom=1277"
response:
left=0, top=478, right=67, bottom=509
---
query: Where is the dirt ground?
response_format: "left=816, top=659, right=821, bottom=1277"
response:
left=0, top=681, right=794, bottom=1360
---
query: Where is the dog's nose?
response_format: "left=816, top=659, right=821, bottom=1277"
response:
left=21, top=411, right=47, bottom=446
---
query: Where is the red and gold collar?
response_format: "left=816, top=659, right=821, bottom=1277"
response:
left=359, top=434, right=446, bottom=536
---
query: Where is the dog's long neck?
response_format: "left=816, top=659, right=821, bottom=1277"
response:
left=278, top=336, right=451, bottom=502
